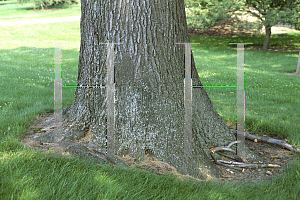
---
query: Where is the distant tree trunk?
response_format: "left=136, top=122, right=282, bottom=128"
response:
left=296, top=49, right=300, bottom=75
left=262, top=25, right=272, bottom=50
left=62, top=0, right=260, bottom=180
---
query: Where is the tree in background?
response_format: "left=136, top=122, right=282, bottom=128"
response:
left=185, top=0, right=300, bottom=50
left=241, top=0, right=300, bottom=50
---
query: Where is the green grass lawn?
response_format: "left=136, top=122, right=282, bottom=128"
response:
left=1, top=0, right=300, bottom=199
left=191, top=33, right=300, bottom=146
left=0, top=0, right=80, bottom=21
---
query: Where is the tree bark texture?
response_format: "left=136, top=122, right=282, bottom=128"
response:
left=63, top=0, right=261, bottom=179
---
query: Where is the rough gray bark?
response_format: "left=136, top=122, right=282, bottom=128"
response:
left=262, top=25, right=271, bottom=50
left=62, top=0, right=261, bottom=180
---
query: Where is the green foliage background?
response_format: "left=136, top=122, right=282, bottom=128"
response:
left=185, top=0, right=300, bottom=34
left=184, top=0, right=244, bottom=29
left=17, top=0, right=78, bottom=9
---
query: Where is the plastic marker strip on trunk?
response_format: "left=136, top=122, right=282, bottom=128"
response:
left=54, top=42, right=71, bottom=156
left=176, top=43, right=200, bottom=157
left=100, top=42, right=123, bottom=157
left=54, top=43, right=62, bottom=155
left=229, top=43, right=253, bottom=158
left=54, top=43, right=62, bottom=123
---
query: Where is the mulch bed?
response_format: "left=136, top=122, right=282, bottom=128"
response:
left=20, top=112, right=299, bottom=184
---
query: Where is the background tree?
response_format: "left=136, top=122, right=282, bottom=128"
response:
left=236, top=0, right=300, bottom=50
left=185, top=0, right=300, bottom=50
left=61, top=0, right=261, bottom=180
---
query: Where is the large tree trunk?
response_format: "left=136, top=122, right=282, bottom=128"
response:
left=62, top=0, right=260, bottom=180
left=262, top=25, right=272, bottom=50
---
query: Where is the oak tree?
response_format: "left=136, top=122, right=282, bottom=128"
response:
left=61, top=0, right=261, bottom=180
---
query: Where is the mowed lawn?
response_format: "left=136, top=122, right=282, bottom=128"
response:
left=0, top=0, right=81, bottom=21
left=0, top=0, right=300, bottom=199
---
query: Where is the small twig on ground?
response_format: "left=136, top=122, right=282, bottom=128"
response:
left=210, top=140, right=240, bottom=153
left=209, top=140, right=247, bottom=166
left=216, top=160, right=280, bottom=168
left=210, top=140, right=281, bottom=170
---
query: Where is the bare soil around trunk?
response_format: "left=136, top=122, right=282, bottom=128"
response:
left=19, top=111, right=299, bottom=184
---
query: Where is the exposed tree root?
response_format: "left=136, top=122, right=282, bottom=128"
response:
left=216, top=160, right=280, bottom=169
